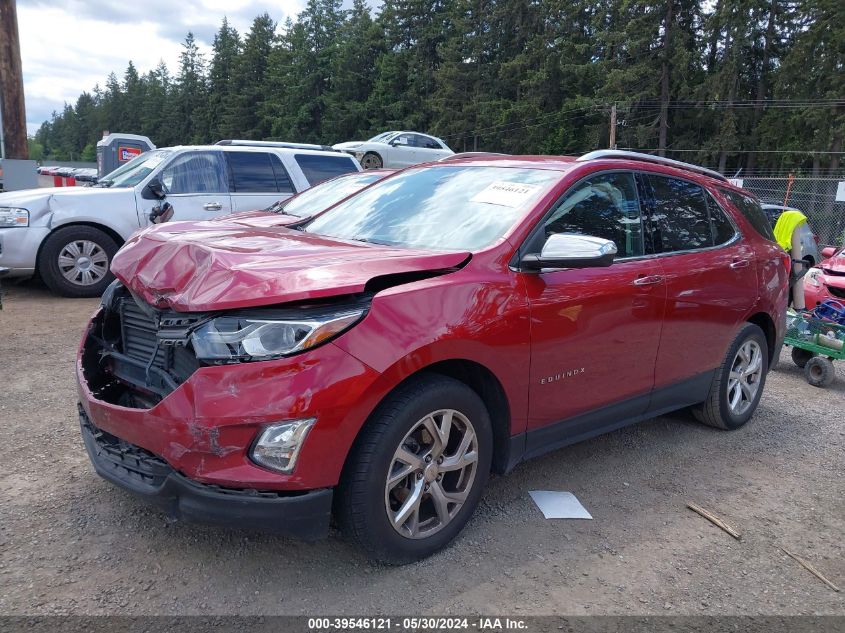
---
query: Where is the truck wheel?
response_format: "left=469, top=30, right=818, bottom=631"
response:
left=692, top=323, right=768, bottom=430
left=804, top=356, right=835, bottom=388
left=38, top=226, right=118, bottom=298
left=360, top=152, right=383, bottom=169
left=336, top=374, right=492, bottom=564
left=791, top=347, right=815, bottom=369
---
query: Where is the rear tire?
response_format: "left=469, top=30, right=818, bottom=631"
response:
left=791, top=347, right=815, bottom=369
left=38, top=226, right=118, bottom=298
left=804, top=356, right=835, bottom=388
left=692, top=323, right=768, bottom=430
left=336, top=374, right=492, bottom=564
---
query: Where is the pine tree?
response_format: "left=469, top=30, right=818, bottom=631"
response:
left=207, top=17, right=242, bottom=141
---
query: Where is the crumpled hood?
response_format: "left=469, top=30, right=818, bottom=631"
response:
left=0, top=186, right=133, bottom=223
left=0, top=186, right=128, bottom=205
left=111, top=219, right=470, bottom=312
left=210, top=210, right=301, bottom=228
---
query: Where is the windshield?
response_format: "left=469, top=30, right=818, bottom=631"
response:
left=368, top=132, right=397, bottom=143
left=275, top=171, right=387, bottom=217
left=304, top=165, right=561, bottom=251
left=99, top=150, right=171, bottom=188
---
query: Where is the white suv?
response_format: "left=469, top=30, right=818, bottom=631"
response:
left=0, top=142, right=361, bottom=297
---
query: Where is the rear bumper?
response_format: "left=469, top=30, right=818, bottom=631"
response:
left=79, top=406, right=333, bottom=539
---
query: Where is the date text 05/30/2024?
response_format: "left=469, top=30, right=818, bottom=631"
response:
left=308, top=617, right=528, bottom=630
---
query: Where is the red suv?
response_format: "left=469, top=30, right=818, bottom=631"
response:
left=77, top=151, right=788, bottom=563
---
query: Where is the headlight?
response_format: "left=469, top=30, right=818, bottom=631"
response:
left=190, top=308, right=365, bottom=362
left=805, top=269, right=822, bottom=287
left=0, top=207, right=29, bottom=227
left=251, top=419, right=315, bottom=473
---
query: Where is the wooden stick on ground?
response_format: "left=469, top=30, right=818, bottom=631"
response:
left=780, top=547, right=841, bottom=592
left=686, top=502, right=741, bottom=539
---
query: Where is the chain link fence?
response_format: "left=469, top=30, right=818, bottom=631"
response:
left=738, top=177, right=845, bottom=246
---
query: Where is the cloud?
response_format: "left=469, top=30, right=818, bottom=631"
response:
left=16, top=0, right=308, bottom=135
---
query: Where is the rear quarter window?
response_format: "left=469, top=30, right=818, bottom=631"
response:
left=295, top=154, right=359, bottom=185
left=721, top=189, right=776, bottom=242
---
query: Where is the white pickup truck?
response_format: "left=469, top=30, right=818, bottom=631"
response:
left=0, top=142, right=361, bottom=297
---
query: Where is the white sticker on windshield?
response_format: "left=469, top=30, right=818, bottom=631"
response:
left=470, top=181, right=542, bottom=207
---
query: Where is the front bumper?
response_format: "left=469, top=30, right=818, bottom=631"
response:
left=0, top=226, right=49, bottom=276
left=77, top=307, right=383, bottom=491
left=80, top=406, right=333, bottom=539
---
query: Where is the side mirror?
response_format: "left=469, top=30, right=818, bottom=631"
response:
left=821, top=246, right=836, bottom=259
left=142, top=177, right=167, bottom=200
left=521, top=234, right=617, bottom=271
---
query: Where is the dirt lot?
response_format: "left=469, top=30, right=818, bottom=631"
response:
left=0, top=281, right=843, bottom=616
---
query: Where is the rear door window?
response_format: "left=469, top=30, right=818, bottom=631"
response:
left=723, top=190, right=777, bottom=242
left=647, top=175, right=712, bottom=252
left=227, top=152, right=281, bottom=193
left=269, top=154, right=295, bottom=193
left=707, top=195, right=737, bottom=246
left=294, top=154, right=359, bottom=185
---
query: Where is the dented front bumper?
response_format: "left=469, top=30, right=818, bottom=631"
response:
left=79, top=406, right=333, bottom=538
left=77, top=307, right=382, bottom=495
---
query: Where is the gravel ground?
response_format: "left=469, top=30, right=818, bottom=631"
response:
left=0, top=280, right=843, bottom=616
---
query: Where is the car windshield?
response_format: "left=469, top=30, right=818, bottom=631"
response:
left=98, top=150, right=171, bottom=188
left=304, top=165, right=560, bottom=251
left=368, top=132, right=397, bottom=143
left=271, top=171, right=386, bottom=217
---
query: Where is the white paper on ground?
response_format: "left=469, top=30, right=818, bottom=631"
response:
left=529, top=490, right=593, bottom=519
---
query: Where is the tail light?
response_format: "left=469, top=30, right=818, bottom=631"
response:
left=813, top=233, right=820, bottom=245
left=780, top=250, right=791, bottom=274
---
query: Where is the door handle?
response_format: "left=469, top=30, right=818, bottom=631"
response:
left=633, top=275, right=664, bottom=286
left=203, top=202, right=223, bottom=211
left=730, top=259, right=750, bottom=269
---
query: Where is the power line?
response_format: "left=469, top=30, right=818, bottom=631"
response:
left=439, top=103, right=601, bottom=140
left=618, top=147, right=845, bottom=154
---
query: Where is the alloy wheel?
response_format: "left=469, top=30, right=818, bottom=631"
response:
left=361, top=154, right=382, bottom=169
left=727, top=340, right=763, bottom=416
left=384, top=409, right=478, bottom=539
left=57, top=240, right=109, bottom=286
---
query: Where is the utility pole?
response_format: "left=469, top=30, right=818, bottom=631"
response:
left=0, top=0, right=28, bottom=159
left=608, top=103, right=617, bottom=149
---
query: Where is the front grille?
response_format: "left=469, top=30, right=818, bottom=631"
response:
left=828, top=285, right=845, bottom=300
left=120, top=299, right=169, bottom=369
left=109, top=296, right=201, bottom=398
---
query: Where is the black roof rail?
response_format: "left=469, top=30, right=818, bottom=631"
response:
left=577, top=149, right=728, bottom=183
left=215, top=139, right=337, bottom=152
left=438, top=152, right=511, bottom=161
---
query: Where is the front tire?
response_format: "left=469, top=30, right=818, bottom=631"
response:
left=38, top=226, right=118, bottom=297
left=692, top=323, right=768, bottom=430
left=336, top=374, right=492, bottom=564
left=360, top=152, right=383, bottom=170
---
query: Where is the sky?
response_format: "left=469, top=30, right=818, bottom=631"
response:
left=16, top=0, right=308, bottom=135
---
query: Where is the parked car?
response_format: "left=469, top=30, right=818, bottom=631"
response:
left=0, top=144, right=361, bottom=297
left=334, top=131, right=454, bottom=169
left=760, top=203, right=822, bottom=267
left=72, top=168, right=99, bottom=184
left=76, top=150, right=787, bottom=564
left=260, top=168, right=393, bottom=222
left=804, top=244, right=845, bottom=307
